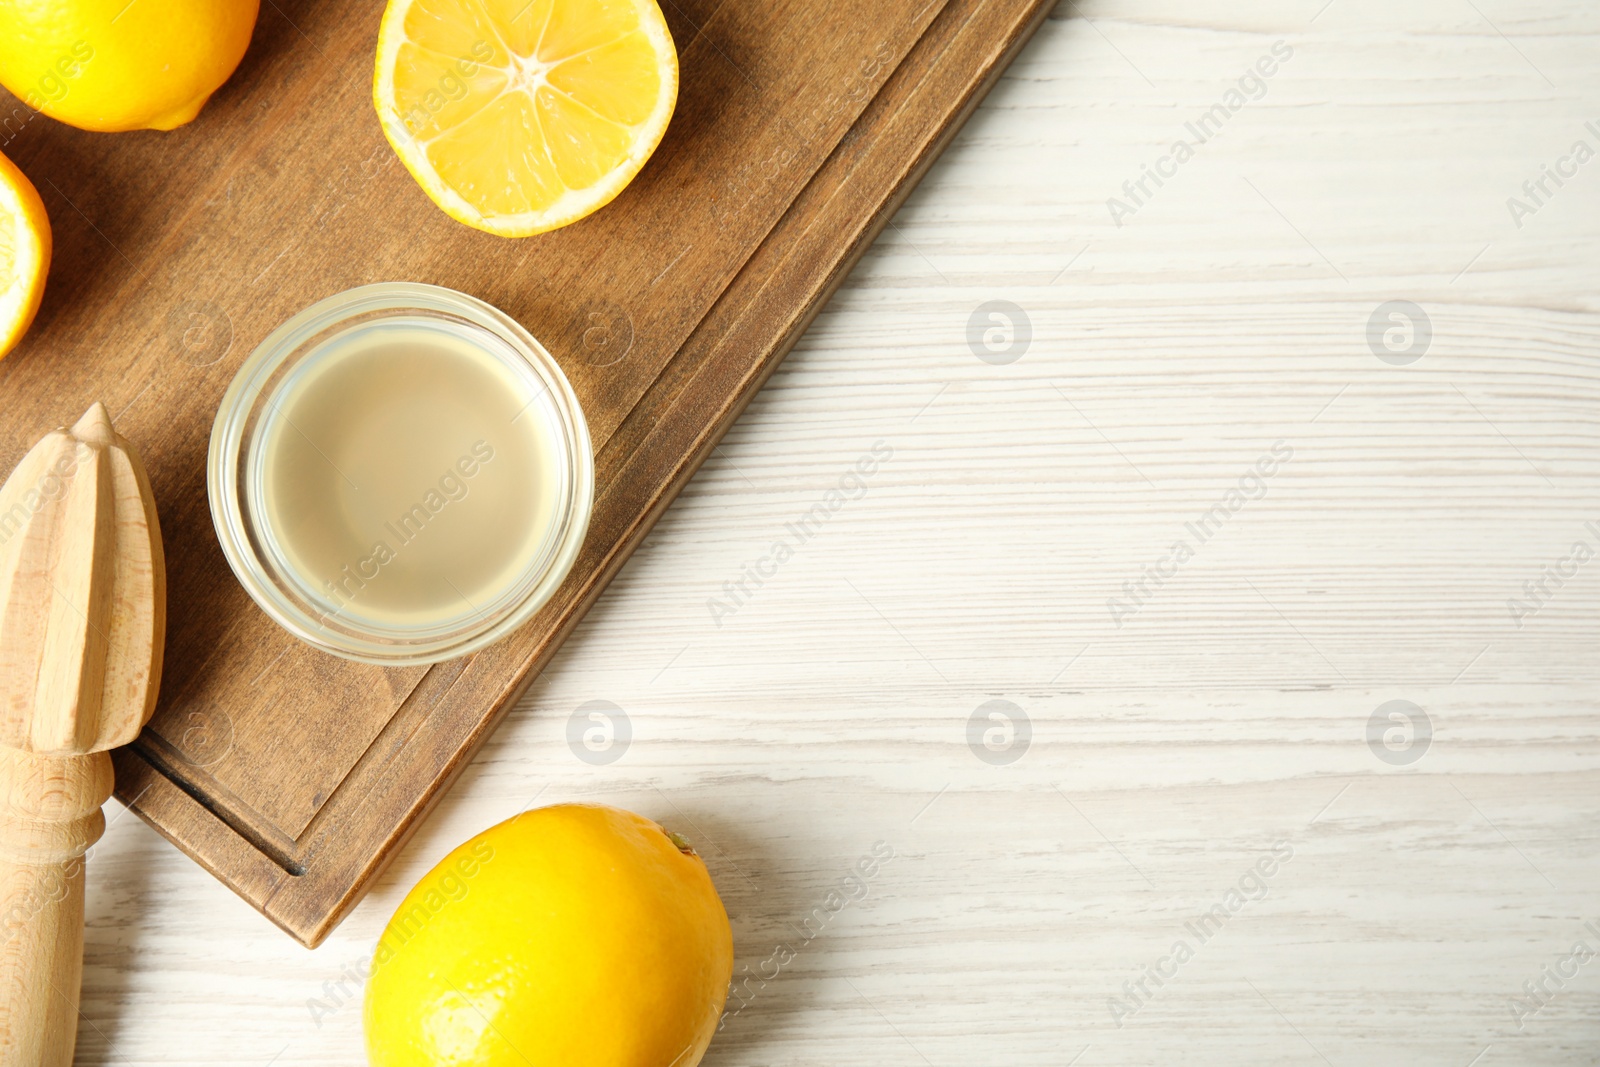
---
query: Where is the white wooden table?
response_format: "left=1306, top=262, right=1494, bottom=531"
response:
left=78, top=2, right=1600, bottom=1064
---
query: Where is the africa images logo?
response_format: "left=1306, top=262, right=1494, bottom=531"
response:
left=320, top=440, right=496, bottom=614
left=1108, top=441, right=1293, bottom=628
left=1108, top=841, right=1295, bottom=1028
left=706, top=441, right=893, bottom=628
left=1107, top=41, right=1295, bottom=227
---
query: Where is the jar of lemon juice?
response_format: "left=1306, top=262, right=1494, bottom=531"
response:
left=209, top=283, right=593, bottom=665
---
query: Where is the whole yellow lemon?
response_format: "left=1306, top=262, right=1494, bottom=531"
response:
left=0, top=0, right=259, bottom=132
left=365, top=803, right=734, bottom=1067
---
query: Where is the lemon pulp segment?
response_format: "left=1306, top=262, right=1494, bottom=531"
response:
left=0, top=154, right=50, bottom=359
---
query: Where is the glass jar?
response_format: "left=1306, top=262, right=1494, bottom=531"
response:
left=208, top=282, right=593, bottom=665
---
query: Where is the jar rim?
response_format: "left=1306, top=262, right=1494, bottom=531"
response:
left=208, top=282, right=594, bottom=666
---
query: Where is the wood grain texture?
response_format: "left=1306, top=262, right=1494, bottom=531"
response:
left=0, top=750, right=111, bottom=1067
left=2, top=0, right=1056, bottom=944
left=22, top=0, right=1600, bottom=1063
left=0, top=406, right=164, bottom=755
left=0, top=404, right=163, bottom=1066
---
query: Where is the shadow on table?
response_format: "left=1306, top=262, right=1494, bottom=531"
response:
left=670, top=803, right=880, bottom=1067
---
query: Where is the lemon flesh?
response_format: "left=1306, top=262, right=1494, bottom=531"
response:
left=374, top=0, right=678, bottom=237
left=0, top=152, right=50, bottom=361
left=364, top=803, right=733, bottom=1067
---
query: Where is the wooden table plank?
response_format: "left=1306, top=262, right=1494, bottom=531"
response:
left=36, top=1, right=1600, bottom=1064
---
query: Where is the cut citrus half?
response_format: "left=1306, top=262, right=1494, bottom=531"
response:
left=374, top=0, right=678, bottom=238
left=0, top=151, right=50, bottom=361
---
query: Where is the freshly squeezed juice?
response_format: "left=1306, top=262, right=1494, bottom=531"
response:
left=254, top=318, right=561, bottom=630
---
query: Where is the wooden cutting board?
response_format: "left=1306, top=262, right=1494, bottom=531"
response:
left=0, top=0, right=1054, bottom=947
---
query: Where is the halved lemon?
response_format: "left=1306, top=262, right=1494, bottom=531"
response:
left=374, top=0, right=678, bottom=238
left=0, top=151, right=50, bottom=361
